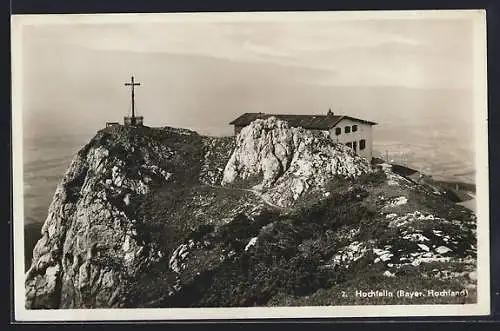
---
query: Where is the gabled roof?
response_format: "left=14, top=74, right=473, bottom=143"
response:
left=229, top=113, right=377, bottom=130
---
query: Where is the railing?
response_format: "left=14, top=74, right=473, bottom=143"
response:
left=123, top=116, right=144, bottom=126
left=106, top=122, right=120, bottom=128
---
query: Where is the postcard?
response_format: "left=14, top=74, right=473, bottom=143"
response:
left=11, top=9, right=490, bottom=321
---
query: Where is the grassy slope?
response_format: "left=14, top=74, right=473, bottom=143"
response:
left=121, top=131, right=265, bottom=307
left=130, top=167, right=476, bottom=308
left=266, top=170, right=477, bottom=306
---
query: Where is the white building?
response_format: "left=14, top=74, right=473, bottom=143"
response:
left=229, top=110, right=377, bottom=161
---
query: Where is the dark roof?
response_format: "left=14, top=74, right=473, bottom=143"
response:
left=229, top=113, right=377, bottom=130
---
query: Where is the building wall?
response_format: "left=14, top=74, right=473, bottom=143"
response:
left=329, top=118, right=373, bottom=161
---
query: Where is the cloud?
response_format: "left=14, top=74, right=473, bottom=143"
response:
left=29, top=20, right=422, bottom=59
left=241, top=40, right=291, bottom=58
left=23, top=18, right=472, bottom=89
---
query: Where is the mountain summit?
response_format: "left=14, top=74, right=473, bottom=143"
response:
left=25, top=123, right=477, bottom=309
left=222, top=117, right=371, bottom=207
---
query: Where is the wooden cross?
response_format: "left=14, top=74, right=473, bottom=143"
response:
left=124, top=76, right=141, bottom=119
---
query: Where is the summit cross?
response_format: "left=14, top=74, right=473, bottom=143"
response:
left=124, top=76, right=141, bottom=119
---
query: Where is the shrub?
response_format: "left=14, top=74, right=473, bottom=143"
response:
left=356, top=169, right=387, bottom=187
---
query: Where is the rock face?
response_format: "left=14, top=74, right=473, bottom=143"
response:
left=25, top=126, right=202, bottom=309
left=199, top=136, right=235, bottom=185
left=222, top=117, right=371, bottom=207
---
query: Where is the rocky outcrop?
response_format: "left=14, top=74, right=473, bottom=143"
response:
left=222, top=117, right=371, bottom=207
left=199, top=137, right=235, bottom=185
left=25, top=126, right=200, bottom=309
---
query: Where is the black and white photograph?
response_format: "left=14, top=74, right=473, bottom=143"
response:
left=11, top=10, right=490, bottom=320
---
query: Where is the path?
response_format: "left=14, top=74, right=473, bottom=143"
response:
left=238, top=187, right=282, bottom=210
left=205, top=183, right=283, bottom=210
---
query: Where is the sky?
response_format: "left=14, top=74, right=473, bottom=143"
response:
left=17, top=12, right=480, bottom=139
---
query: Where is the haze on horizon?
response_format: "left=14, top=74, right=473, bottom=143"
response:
left=20, top=13, right=476, bottom=155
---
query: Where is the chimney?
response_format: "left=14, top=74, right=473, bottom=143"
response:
left=327, top=108, right=334, bottom=117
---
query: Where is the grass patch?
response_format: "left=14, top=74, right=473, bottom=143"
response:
left=158, top=187, right=381, bottom=308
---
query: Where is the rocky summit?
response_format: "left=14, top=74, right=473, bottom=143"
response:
left=222, top=117, right=371, bottom=207
left=25, top=123, right=477, bottom=309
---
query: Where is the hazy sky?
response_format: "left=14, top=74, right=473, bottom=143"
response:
left=19, top=13, right=477, bottom=139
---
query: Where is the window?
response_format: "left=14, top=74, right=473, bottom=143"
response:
left=335, top=127, right=341, bottom=135
left=352, top=125, right=358, bottom=132
left=346, top=142, right=352, bottom=148
left=345, top=126, right=351, bottom=133
left=353, top=141, right=357, bottom=152
left=360, top=139, right=366, bottom=150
